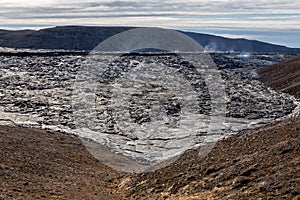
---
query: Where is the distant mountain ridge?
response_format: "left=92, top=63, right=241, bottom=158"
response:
left=0, top=26, right=300, bottom=53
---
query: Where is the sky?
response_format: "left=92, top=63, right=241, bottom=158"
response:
left=0, top=0, right=300, bottom=47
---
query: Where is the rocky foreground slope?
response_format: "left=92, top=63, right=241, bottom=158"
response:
left=0, top=125, right=125, bottom=200
left=125, top=117, right=300, bottom=199
left=259, top=55, right=300, bottom=98
left=0, top=117, right=299, bottom=199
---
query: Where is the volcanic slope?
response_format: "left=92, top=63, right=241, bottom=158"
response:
left=125, top=117, right=300, bottom=200
left=0, top=126, right=126, bottom=199
left=1, top=118, right=299, bottom=199
left=259, top=54, right=300, bottom=98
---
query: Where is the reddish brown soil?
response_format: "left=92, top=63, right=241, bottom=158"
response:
left=258, top=54, right=300, bottom=98
left=0, top=126, right=126, bottom=199
left=126, top=117, right=300, bottom=199
left=1, top=118, right=299, bottom=199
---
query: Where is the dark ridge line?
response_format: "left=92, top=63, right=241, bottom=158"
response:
left=0, top=51, right=88, bottom=57
left=121, top=52, right=179, bottom=57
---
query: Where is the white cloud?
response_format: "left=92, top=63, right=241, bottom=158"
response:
left=0, top=0, right=299, bottom=47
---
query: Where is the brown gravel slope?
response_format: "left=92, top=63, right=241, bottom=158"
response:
left=258, top=54, right=300, bottom=98
left=1, top=119, right=299, bottom=200
left=0, top=126, right=125, bottom=200
left=125, top=117, right=300, bottom=200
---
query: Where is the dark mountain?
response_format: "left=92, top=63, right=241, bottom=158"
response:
left=0, top=26, right=132, bottom=51
left=182, top=31, right=300, bottom=53
left=0, top=26, right=300, bottom=53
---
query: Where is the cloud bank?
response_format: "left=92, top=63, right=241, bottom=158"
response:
left=0, top=0, right=299, bottom=47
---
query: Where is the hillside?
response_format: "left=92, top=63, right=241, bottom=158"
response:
left=0, top=126, right=125, bottom=199
left=126, top=117, right=300, bottom=199
left=259, top=55, right=300, bottom=98
left=0, top=26, right=300, bottom=53
left=1, top=117, right=299, bottom=199
left=0, top=26, right=132, bottom=51
left=182, top=31, right=300, bottom=53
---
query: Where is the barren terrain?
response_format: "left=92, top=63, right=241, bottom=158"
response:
left=126, top=117, right=300, bottom=199
left=0, top=125, right=125, bottom=199
left=259, top=54, right=300, bottom=98
left=1, top=117, right=299, bottom=199
left=0, top=52, right=299, bottom=199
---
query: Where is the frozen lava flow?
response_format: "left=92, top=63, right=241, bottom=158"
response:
left=73, top=54, right=224, bottom=164
left=0, top=53, right=298, bottom=167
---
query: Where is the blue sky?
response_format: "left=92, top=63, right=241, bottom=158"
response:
left=0, top=0, right=300, bottom=47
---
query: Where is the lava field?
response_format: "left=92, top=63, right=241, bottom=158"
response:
left=0, top=52, right=298, bottom=169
